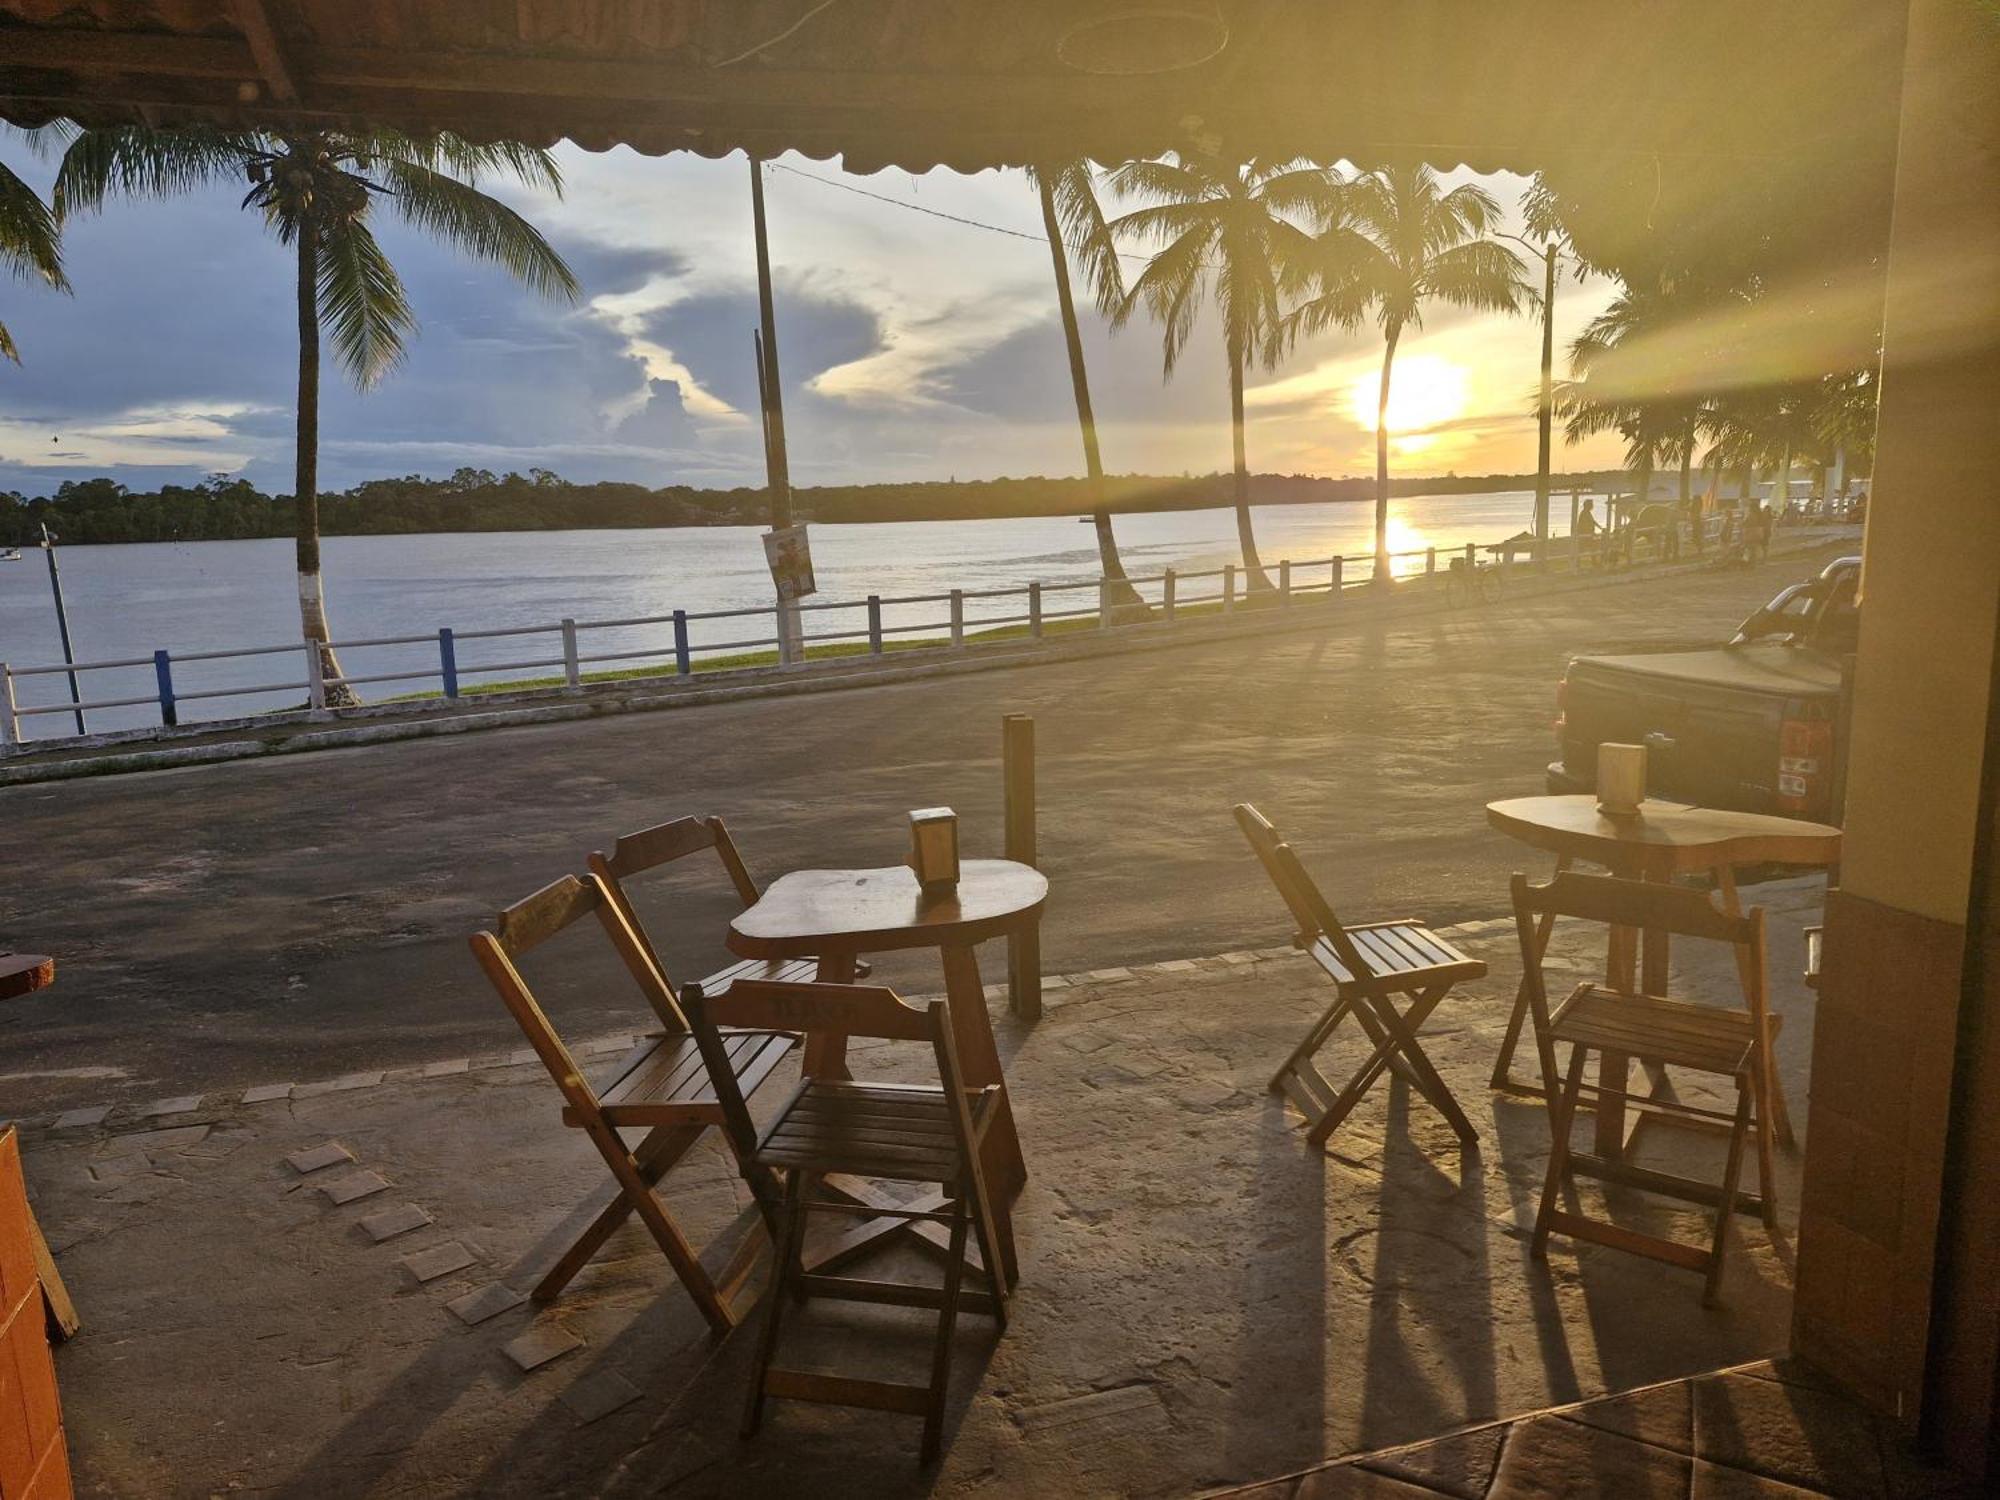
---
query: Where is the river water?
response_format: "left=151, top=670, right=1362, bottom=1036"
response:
left=0, top=489, right=1549, bottom=736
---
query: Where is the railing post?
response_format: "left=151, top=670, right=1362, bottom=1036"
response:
left=1028, top=582, right=1043, bottom=639
left=866, top=595, right=884, bottom=656
left=1002, top=713, right=1040, bottom=1021
left=1331, top=555, right=1344, bottom=598
left=949, top=589, right=965, bottom=648
left=1425, top=545, right=1437, bottom=579
left=1465, top=542, right=1477, bottom=572
left=1098, top=576, right=1112, bottom=630
left=0, top=664, right=17, bottom=751
left=1278, top=557, right=1292, bottom=605
left=437, top=628, right=458, bottom=699
left=153, top=649, right=178, bottom=728
left=673, top=609, right=691, bottom=676
left=1223, top=563, right=1236, bottom=612
left=560, top=618, right=581, bottom=689
left=1162, top=569, right=1177, bottom=624
left=305, top=641, right=326, bottom=711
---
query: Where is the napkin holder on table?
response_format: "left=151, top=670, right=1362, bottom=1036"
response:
left=1596, top=742, right=1648, bottom=819
left=909, top=807, right=961, bottom=897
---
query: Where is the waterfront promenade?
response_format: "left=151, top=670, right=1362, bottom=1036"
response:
left=0, top=545, right=1848, bottom=1120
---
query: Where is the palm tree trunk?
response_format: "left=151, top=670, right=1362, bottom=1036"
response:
left=294, top=217, right=357, bottom=708
left=1373, top=320, right=1403, bottom=584
left=1037, top=174, right=1143, bottom=613
left=1228, top=333, right=1273, bottom=593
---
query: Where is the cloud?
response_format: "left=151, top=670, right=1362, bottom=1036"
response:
left=0, top=141, right=1630, bottom=497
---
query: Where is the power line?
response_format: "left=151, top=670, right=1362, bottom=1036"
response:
left=763, top=162, right=1236, bottom=275
left=765, top=161, right=1054, bottom=246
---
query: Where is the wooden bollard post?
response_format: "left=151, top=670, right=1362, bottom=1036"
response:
left=1002, top=713, right=1041, bottom=1021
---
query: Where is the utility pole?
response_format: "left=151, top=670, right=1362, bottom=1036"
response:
left=1500, top=231, right=1562, bottom=559
left=39, top=522, right=84, bottom=735
left=749, top=154, right=805, bottom=662
left=749, top=158, right=791, bottom=530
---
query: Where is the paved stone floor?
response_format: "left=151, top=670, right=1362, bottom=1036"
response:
left=1209, top=1359, right=1979, bottom=1498
left=18, top=878, right=1870, bottom=1497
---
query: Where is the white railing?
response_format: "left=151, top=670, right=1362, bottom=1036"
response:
left=0, top=514, right=1855, bottom=749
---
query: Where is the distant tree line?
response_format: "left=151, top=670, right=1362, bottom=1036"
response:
left=0, top=465, right=1631, bottom=547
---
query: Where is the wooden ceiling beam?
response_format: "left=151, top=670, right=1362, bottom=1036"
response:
left=2, top=29, right=253, bottom=81
left=1, top=26, right=1190, bottom=114
left=229, top=0, right=298, bottom=103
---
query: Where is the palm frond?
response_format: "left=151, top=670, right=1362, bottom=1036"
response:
left=1106, top=197, right=1213, bottom=248
left=1118, top=220, right=1214, bottom=375
left=1031, top=159, right=1123, bottom=316
left=0, top=159, right=67, bottom=292
left=366, top=131, right=566, bottom=196
left=316, top=216, right=415, bottom=386
left=0, top=321, right=16, bottom=363
left=54, top=125, right=253, bottom=218
left=1256, top=163, right=1347, bottom=227
left=1106, top=155, right=1215, bottom=207
left=1519, top=174, right=1565, bottom=244
left=1419, top=238, right=1530, bottom=317
left=374, top=157, right=579, bottom=302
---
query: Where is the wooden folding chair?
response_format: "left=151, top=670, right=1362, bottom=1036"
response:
left=589, top=814, right=852, bottom=996
left=1233, top=804, right=1487, bottom=1149
left=468, top=873, right=796, bottom=1334
left=686, top=978, right=1011, bottom=1466
left=1515, top=871, right=1779, bottom=1304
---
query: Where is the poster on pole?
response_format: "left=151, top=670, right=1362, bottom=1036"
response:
left=763, top=524, right=817, bottom=601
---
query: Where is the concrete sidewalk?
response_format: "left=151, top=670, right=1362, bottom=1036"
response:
left=23, top=881, right=1828, bottom=1498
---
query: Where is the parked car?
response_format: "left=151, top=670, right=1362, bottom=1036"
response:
left=1547, top=556, right=1860, bottom=822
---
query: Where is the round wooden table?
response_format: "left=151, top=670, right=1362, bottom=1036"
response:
left=1485, top=795, right=1841, bottom=1156
left=728, top=858, right=1046, bottom=1204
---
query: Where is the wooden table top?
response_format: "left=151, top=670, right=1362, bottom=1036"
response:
left=728, top=860, right=1047, bottom=959
left=1486, top=795, right=1842, bottom=874
left=0, top=953, right=55, bottom=1002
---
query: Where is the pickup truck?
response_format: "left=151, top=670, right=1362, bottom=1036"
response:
left=1547, top=556, right=1860, bottom=823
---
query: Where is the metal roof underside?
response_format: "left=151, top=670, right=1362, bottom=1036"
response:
left=0, top=1, right=1907, bottom=180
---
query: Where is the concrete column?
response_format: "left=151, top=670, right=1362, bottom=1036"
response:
left=1792, top=0, right=2000, bottom=1471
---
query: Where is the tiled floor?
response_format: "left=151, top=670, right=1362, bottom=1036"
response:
left=1210, top=1359, right=1979, bottom=1499
left=18, top=881, right=1861, bottom=1496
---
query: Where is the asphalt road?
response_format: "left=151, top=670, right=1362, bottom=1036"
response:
left=0, top=548, right=1841, bottom=1116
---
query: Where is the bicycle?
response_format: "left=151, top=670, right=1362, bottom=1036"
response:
left=1444, top=555, right=1504, bottom=607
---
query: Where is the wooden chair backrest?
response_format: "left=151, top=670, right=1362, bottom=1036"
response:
left=587, top=815, right=760, bottom=1003
left=1509, top=870, right=1769, bottom=1028
left=685, top=979, right=981, bottom=1188
left=468, top=873, right=680, bottom=1119
left=1232, top=802, right=1385, bottom=991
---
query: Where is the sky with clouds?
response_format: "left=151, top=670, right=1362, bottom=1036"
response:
left=0, top=143, right=1626, bottom=498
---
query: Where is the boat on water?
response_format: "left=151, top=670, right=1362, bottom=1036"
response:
left=0, top=547, right=21, bottom=562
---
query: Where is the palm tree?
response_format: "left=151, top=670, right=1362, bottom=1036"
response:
left=1106, top=152, right=1333, bottom=593
left=1027, top=158, right=1143, bottom=611
left=1554, top=274, right=1726, bottom=526
left=1, top=124, right=72, bottom=362
left=1295, top=165, right=1529, bottom=582
left=57, top=127, right=579, bottom=701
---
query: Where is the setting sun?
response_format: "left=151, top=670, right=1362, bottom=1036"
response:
left=1350, top=355, right=1471, bottom=437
